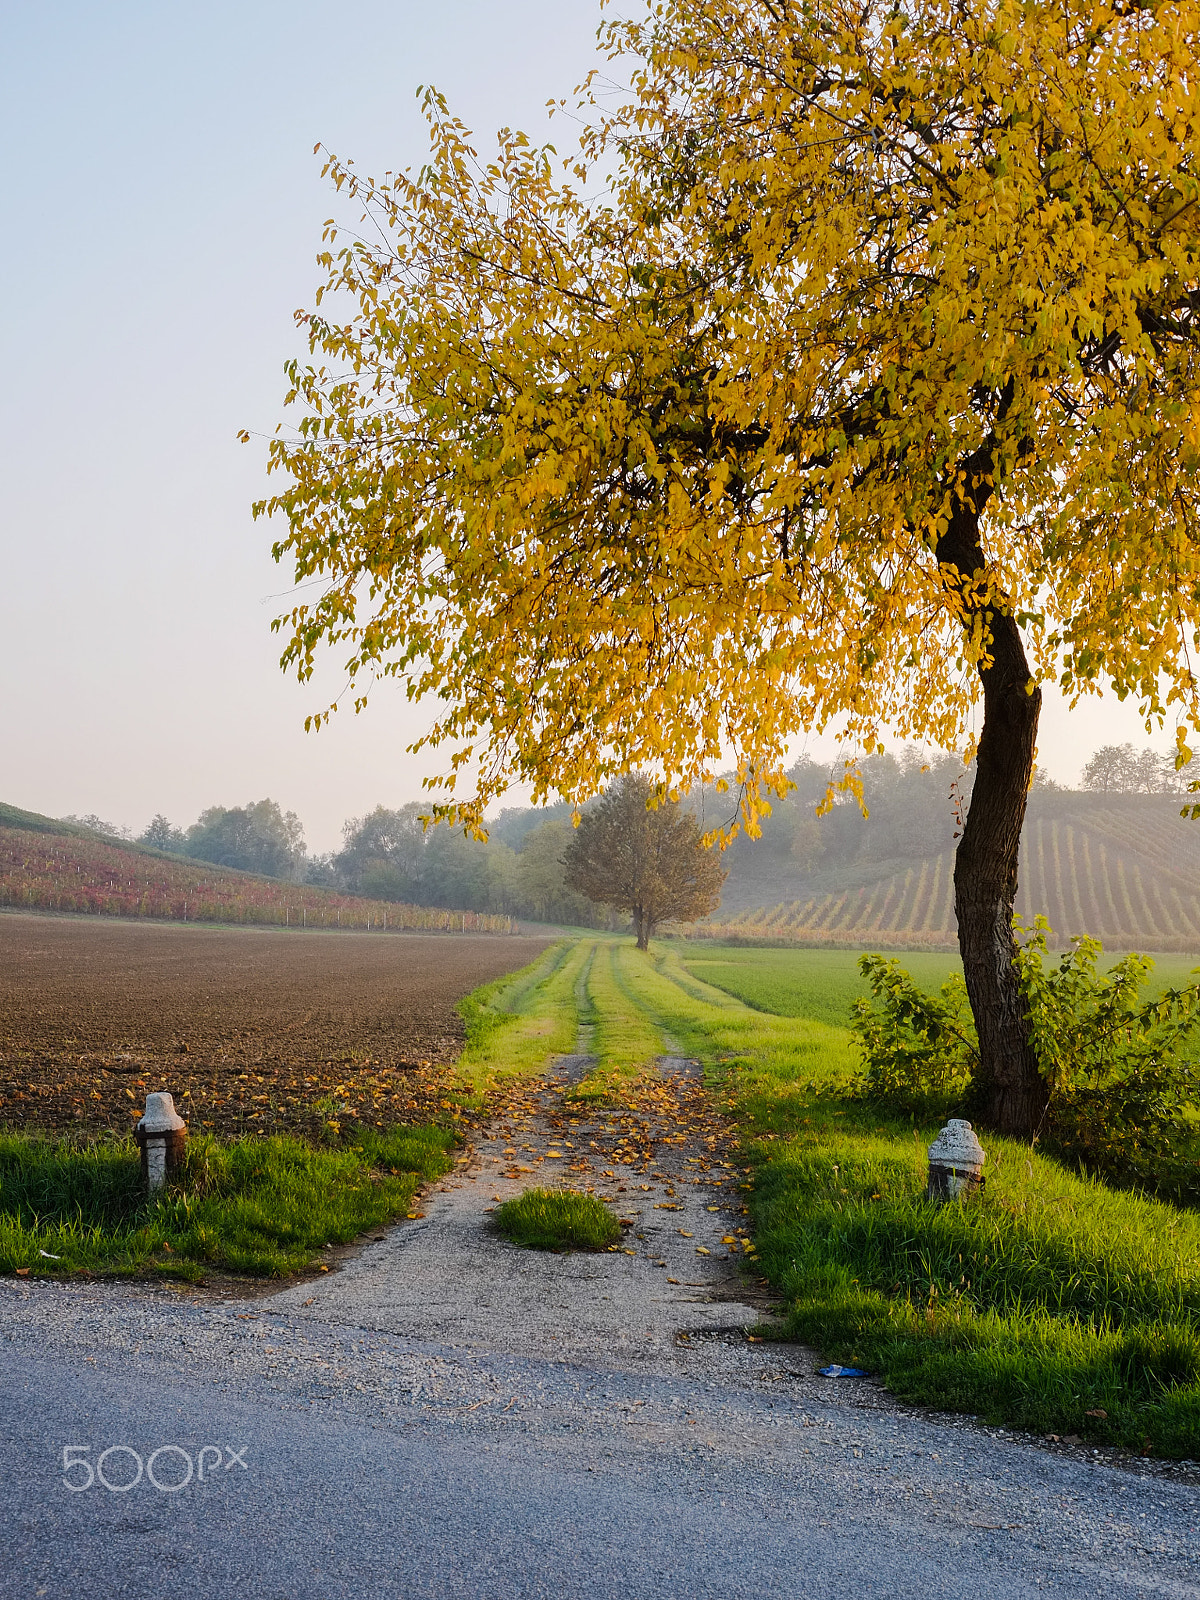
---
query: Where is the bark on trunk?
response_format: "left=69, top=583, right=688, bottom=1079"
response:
left=635, top=907, right=650, bottom=950
left=938, top=491, right=1048, bottom=1137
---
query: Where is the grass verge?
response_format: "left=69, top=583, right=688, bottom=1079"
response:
left=617, top=941, right=1200, bottom=1456
left=0, top=1123, right=454, bottom=1280
left=493, top=1186, right=621, bottom=1251
left=753, top=1098, right=1200, bottom=1456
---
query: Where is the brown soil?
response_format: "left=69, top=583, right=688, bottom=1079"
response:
left=0, top=912, right=551, bottom=1138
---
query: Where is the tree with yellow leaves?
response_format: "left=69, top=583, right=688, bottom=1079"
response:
left=257, top=0, right=1200, bottom=1134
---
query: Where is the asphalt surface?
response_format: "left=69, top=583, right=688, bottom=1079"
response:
left=3, top=1062, right=1199, bottom=1598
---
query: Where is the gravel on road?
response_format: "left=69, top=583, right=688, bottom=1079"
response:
left=4, top=1050, right=1199, bottom=1598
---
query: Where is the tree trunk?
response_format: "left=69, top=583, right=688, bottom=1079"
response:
left=635, top=907, right=650, bottom=950
left=938, top=494, right=1048, bottom=1137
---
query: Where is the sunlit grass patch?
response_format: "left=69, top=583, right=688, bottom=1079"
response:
left=679, top=942, right=1200, bottom=1029
left=493, top=1185, right=621, bottom=1251
left=0, top=1124, right=455, bottom=1280
left=679, top=944, right=963, bottom=1029
left=455, top=940, right=588, bottom=1097
left=571, top=941, right=665, bottom=1100
left=621, top=944, right=859, bottom=1092
left=751, top=1096, right=1200, bottom=1454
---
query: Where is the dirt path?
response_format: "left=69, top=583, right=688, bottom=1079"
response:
left=269, top=1053, right=783, bottom=1366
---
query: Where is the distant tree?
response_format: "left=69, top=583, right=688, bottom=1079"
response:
left=62, top=813, right=131, bottom=841
left=185, top=799, right=306, bottom=879
left=514, top=820, right=600, bottom=927
left=1080, top=742, right=1195, bottom=795
left=787, top=813, right=825, bottom=875
left=563, top=775, right=726, bottom=949
left=338, top=802, right=516, bottom=911
left=1160, top=753, right=1195, bottom=796
left=487, top=801, right=578, bottom=852
left=303, top=852, right=341, bottom=888
left=1130, top=747, right=1167, bottom=795
left=1081, top=745, right=1138, bottom=795
left=138, top=814, right=187, bottom=853
left=337, top=804, right=426, bottom=899
left=1030, top=767, right=1062, bottom=793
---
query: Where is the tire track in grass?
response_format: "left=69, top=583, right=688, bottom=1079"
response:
left=572, top=941, right=669, bottom=1100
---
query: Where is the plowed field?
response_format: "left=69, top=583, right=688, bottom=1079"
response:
left=0, top=914, right=551, bottom=1137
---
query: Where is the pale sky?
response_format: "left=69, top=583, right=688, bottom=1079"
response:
left=0, top=2, right=1165, bottom=853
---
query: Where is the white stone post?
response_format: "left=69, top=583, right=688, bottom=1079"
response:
left=926, top=1118, right=986, bottom=1203
left=135, top=1092, right=188, bottom=1193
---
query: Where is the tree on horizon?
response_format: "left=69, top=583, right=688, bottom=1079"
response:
left=562, top=775, right=726, bottom=948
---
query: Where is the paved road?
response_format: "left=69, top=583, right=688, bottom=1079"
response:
left=4, top=1284, right=1199, bottom=1600
left=4, top=1068, right=1199, bottom=1598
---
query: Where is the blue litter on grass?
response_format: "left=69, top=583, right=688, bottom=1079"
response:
left=818, top=1365, right=868, bottom=1378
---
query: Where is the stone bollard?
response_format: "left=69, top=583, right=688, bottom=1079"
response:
left=135, top=1092, right=188, bottom=1193
left=926, top=1118, right=985, bottom=1203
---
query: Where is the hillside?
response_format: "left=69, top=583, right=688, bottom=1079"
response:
left=0, top=806, right=514, bottom=935
left=703, top=780, right=1200, bottom=951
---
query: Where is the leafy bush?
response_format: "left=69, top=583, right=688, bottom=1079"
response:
left=1017, top=923, right=1200, bottom=1202
left=850, top=922, right=1200, bottom=1202
left=849, top=955, right=977, bottom=1113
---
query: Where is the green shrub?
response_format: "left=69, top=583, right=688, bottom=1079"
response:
left=849, top=954, right=976, bottom=1114
left=493, top=1187, right=621, bottom=1251
left=850, top=922, right=1200, bottom=1202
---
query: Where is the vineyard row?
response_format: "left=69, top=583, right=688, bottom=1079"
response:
left=708, top=818, right=1200, bottom=950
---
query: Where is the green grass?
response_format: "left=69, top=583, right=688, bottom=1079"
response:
left=679, top=945, right=964, bottom=1027
left=599, top=939, right=1200, bottom=1456
left=572, top=940, right=667, bottom=1099
left=752, top=1097, right=1200, bottom=1454
left=0, top=1124, right=455, bottom=1280
left=679, top=942, right=1200, bottom=1029
left=619, top=943, right=859, bottom=1091
left=455, top=940, right=588, bottom=1097
left=493, top=1186, right=621, bottom=1251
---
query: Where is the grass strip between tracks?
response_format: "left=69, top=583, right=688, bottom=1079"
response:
left=455, top=939, right=588, bottom=1098
left=571, top=940, right=666, bottom=1101
left=615, top=941, right=1200, bottom=1458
